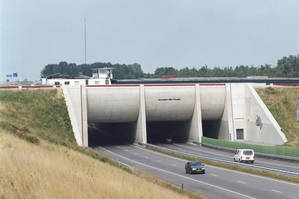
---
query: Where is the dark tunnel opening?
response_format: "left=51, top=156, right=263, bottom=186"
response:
left=202, top=119, right=221, bottom=139
left=146, top=121, right=189, bottom=144
left=88, top=122, right=136, bottom=146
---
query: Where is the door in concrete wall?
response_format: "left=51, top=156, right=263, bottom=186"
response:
left=236, top=128, right=244, bottom=140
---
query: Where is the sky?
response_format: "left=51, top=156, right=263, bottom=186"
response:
left=0, top=0, right=298, bottom=81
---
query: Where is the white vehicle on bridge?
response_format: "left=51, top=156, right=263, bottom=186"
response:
left=234, top=149, right=255, bottom=164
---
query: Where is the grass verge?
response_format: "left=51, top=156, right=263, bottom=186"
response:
left=146, top=145, right=299, bottom=184
left=256, top=87, right=299, bottom=147
left=202, top=136, right=299, bottom=158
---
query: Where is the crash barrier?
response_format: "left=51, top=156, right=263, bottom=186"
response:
left=141, top=143, right=299, bottom=176
left=0, top=85, right=60, bottom=89
left=202, top=137, right=299, bottom=158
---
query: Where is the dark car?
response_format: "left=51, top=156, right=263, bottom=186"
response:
left=185, top=161, right=205, bottom=174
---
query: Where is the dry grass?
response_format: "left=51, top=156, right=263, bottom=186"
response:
left=0, top=89, right=204, bottom=199
left=0, top=132, right=190, bottom=199
left=256, top=87, right=299, bottom=147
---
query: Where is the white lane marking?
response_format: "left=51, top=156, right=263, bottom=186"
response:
left=133, top=152, right=139, bottom=155
left=101, top=147, right=256, bottom=199
left=135, top=145, right=186, bottom=163
left=124, top=149, right=129, bottom=152
left=210, top=173, right=218, bottom=177
left=181, top=144, right=299, bottom=170
left=237, top=180, right=246, bottom=184
left=271, top=189, right=282, bottom=194
left=171, top=163, right=177, bottom=167
left=135, top=146, right=299, bottom=187
left=144, top=156, right=149, bottom=159
left=156, top=159, right=161, bottom=162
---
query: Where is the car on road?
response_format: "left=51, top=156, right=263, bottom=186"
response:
left=233, top=149, right=255, bottom=164
left=185, top=161, right=205, bottom=174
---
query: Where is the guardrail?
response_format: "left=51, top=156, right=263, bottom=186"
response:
left=140, top=143, right=299, bottom=177
left=202, top=137, right=299, bottom=159
left=0, top=85, right=60, bottom=89
left=199, top=142, right=299, bottom=163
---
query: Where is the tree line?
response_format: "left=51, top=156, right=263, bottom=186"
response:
left=41, top=54, right=298, bottom=79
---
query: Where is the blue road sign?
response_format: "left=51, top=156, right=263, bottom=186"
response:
left=6, top=74, right=12, bottom=78
left=13, top=72, right=18, bottom=78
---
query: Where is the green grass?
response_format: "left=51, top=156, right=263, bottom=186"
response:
left=202, top=137, right=299, bottom=158
left=0, top=89, right=131, bottom=171
left=0, top=89, right=75, bottom=147
left=146, top=145, right=299, bottom=184
left=0, top=89, right=203, bottom=199
left=256, top=87, right=299, bottom=147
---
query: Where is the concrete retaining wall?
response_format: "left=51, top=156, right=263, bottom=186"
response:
left=245, top=84, right=287, bottom=145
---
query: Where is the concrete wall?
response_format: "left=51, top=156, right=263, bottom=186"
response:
left=218, top=84, right=234, bottom=140
left=200, top=86, right=226, bottom=120
left=62, top=85, right=88, bottom=146
left=87, top=87, right=140, bottom=123
left=62, top=83, right=287, bottom=147
left=145, top=86, right=195, bottom=121
left=245, top=84, right=287, bottom=145
left=231, top=84, right=248, bottom=140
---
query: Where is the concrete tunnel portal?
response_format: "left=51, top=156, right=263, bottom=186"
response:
left=63, top=83, right=288, bottom=147
left=84, top=85, right=227, bottom=146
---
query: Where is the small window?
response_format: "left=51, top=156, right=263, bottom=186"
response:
left=55, top=82, right=60, bottom=85
left=236, top=129, right=244, bottom=140
left=64, top=81, right=70, bottom=85
left=86, top=80, right=89, bottom=85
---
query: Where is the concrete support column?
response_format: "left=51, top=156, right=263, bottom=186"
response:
left=223, top=83, right=234, bottom=141
left=81, top=85, right=88, bottom=147
left=188, top=84, right=203, bottom=143
left=135, top=85, right=147, bottom=144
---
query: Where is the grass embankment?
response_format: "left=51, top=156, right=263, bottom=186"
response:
left=0, top=89, right=203, bottom=199
left=0, top=133, right=191, bottom=199
left=146, top=146, right=299, bottom=184
left=256, top=87, right=299, bottom=147
left=202, top=137, right=299, bottom=158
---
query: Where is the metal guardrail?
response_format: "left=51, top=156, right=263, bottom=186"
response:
left=198, top=142, right=299, bottom=163
left=141, top=143, right=299, bottom=177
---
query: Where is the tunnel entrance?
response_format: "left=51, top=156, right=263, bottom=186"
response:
left=202, top=119, right=221, bottom=139
left=146, top=121, right=189, bottom=144
left=88, top=122, right=136, bottom=146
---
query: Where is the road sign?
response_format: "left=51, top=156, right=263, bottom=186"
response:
left=13, top=72, right=18, bottom=78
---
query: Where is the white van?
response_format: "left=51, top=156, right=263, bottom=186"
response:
left=233, top=149, right=255, bottom=164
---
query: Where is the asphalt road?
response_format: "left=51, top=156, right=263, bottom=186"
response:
left=155, top=143, right=299, bottom=176
left=94, top=145, right=299, bottom=199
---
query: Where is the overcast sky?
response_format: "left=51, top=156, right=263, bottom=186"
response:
left=1, top=0, right=298, bottom=80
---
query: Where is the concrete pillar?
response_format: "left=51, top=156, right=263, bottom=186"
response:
left=81, top=85, right=88, bottom=147
left=135, top=85, right=147, bottom=144
left=219, top=83, right=234, bottom=141
left=188, top=84, right=203, bottom=143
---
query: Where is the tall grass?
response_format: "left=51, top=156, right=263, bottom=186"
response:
left=256, top=87, right=299, bottom=147
left=0, top=89, right=203, bottom=199
left=0, top=133, right=189, bottom=199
